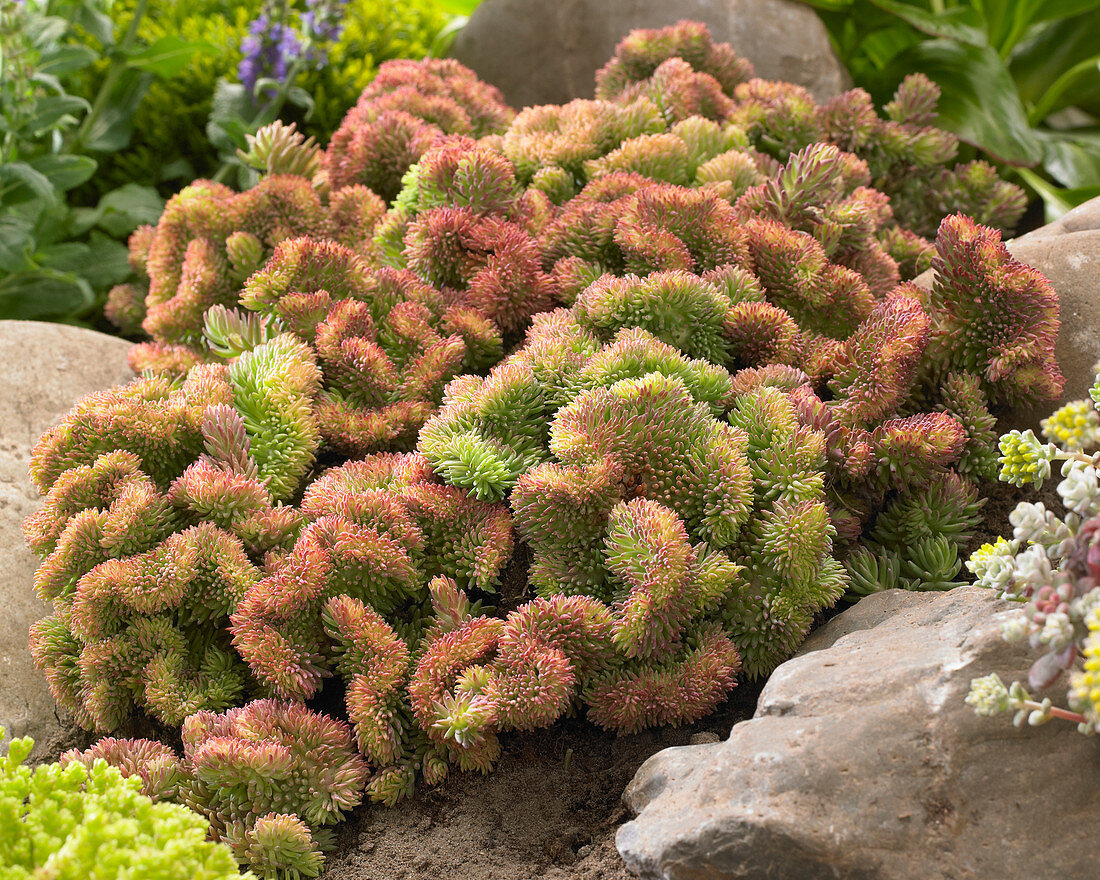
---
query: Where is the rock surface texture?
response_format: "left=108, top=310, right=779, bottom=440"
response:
left=0, top=321, right=132, bottom=754
left=617, top=588, right=1100, bottom=880
left=451, top=0, right=850, bottom=109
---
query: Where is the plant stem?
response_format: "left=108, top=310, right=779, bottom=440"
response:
left=1021, top=699, right=1086, bottom=725
left=67, top=0, right=150, bottom=153
left=1056, top=450, right=1100, bottom=469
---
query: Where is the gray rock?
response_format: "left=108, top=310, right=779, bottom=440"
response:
left=0, top=321, right=132, bottom=755
left=1012, top=196, right=1100, bottom=244
left=451, top=0, right=850, bottom=111
left=618, top=587, right=1100, bottom=880
left=914, top=196, right=1100, bottom=431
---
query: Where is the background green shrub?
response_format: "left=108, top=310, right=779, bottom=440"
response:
left=84, top=0, right=450, bottom=196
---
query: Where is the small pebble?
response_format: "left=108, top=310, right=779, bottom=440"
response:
left=576, top=844, right=593, bottom=858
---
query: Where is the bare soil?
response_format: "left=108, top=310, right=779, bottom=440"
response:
left=318, top=680, right=764, bottom=880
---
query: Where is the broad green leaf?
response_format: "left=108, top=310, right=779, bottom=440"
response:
left=82, top=233, right=133, bottom=289
left=1007, top=12, right=1100, bottom=97
left=0, top=217, right=35, bottom=273
left=859, top=24, right=922, bottom=72
left=72, top=0, right=116, bottom=46
left=1032, top=0, right=1100, bottom=23
left=38, top=45, right=99, bottom=76
left=79, top=69, right=152, bottom=152
left=976, top=0, right=1045, bottom=55
left=1015, top=167, right=1100, bottom=223
left=29, top=72, right=64, bottom=95
left=28, top=155, right=97, bottom=192
left=126, top=35, right=219, bottom=78
left=0, top=163, right=59, bottom=206
left=27, top=16, right=70, bottom=49
left=92, top=184, right=165, bottom=237
left=1010, top=13, right=1100, bottom=107
left=39, top=235, right=130, bottom=291
left=1026, top=56, right=1100, bottom=124
left=0, top=269, right=94, bottom=320
left=27, top=95, right=90, bottom=134
left=867, top=1, right=987, bottom=47
left=38, top=242, right=90, bottom=273
left=898, top=39, right=1043, bottom=165
left=1037, top=128, right=1100, bottom=189
left=29, top=200, right=76, bottom=247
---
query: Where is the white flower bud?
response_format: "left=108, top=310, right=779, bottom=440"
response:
left=1038, top=611, right=1074, bottom=650
left=1000, top=614, right=1030, bottom=643
left=1058, top=464, right=1100, bottom=518
left=1013, top=544, right=1054, bottom=592
left=1010, top=502, right=1052, bottom=545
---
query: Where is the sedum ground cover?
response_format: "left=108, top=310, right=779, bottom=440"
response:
left=16, top=20, right=1069, bottom=879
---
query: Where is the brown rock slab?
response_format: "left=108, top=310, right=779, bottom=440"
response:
left=0, top=321, right=132, bottom=755
left=617, top=588, right=1100, bottom=880
left=450, top=0, right=850, bottom=110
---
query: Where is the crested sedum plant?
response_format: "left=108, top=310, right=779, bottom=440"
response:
left=0, top=726, right=249, bottom=879
left=966, top=369, right=1100, bottom=735
left=61, top=701, right=368, bottom=879
left=24, top=336, right=319, bottom=732
left=17, top=18, right=1075, bottom=875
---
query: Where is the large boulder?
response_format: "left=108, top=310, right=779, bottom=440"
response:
left=617, top=588, right=1099, bottom=880
left=450, top=0, right=850, bottom=110
left=0, top=322, right=133, bottom=756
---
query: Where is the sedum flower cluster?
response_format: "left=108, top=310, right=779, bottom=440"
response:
left=24, top=19, right=1066, bottom=879
left=0, top=726, right=248, bottom=879
left=966, top=369, right=1100, bottom=734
